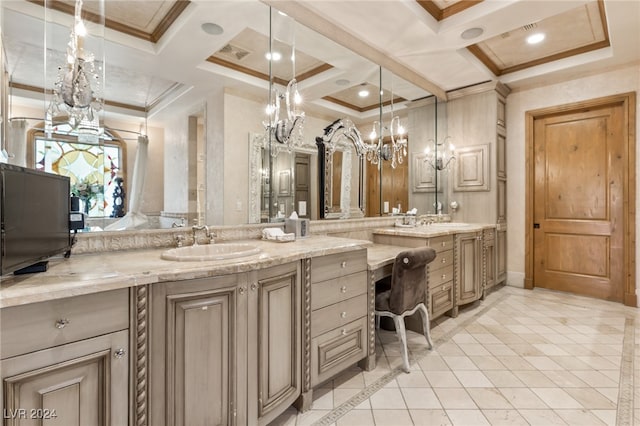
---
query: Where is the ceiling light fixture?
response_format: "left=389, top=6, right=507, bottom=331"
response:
left=358, top=83, right=370, bottom=98
left=527, top=33, right=545, bottom=44
left=461, top=27, right=484, bottom=40
left=368, top=77, right=407, bottom=169
left=265, top=51, right=282, bottom=61
left=201, top=22, right=224, bottom=35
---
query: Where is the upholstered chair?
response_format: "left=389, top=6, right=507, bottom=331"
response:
left=375, top=247, right=436, bottom=372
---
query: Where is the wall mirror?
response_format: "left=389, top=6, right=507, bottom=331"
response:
left=2, top=0, right=438, bottom=230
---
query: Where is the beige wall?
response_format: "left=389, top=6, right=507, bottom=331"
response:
left=505, top=64, right=640, bottom=288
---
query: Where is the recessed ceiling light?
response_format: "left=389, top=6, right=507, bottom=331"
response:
left=265, top=51, right=282, bottom=61
left=461, top=27, right=484, bottom=40
left=335, top=79, right=351, bottom=86
left=358, top=89, right=370, bottom=98
left=527, top=33, right=545, bottom=44
left=201, top=22, right=224, bottom=35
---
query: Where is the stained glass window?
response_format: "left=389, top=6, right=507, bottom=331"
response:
left=32, top=128, right=124, bottom=217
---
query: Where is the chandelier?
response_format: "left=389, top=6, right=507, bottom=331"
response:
left=46, top=0, right=103, bottom=138
left=366, top=82, right=407, bottom=169
left=264, top=78, right=305, bottom=156
left=424, top=136, right=456, bottom=170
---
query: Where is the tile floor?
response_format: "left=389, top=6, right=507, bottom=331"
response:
left=270, top=285, right=638, bottom=425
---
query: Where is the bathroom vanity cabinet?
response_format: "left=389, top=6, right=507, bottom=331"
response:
left=0, top=289, right=130, bottom=426
left=149, top=261, right=301, bottom=426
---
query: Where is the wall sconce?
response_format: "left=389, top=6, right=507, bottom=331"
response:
left=424, top=136, right=456, bottom=171
left=264, top=78, right=305, bottom=155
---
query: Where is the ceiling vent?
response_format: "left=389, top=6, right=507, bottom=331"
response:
left=218, top=44, right=251, bottom=61
left=500, top=32, right=510, bottom=39
left=522, top=23, right=537, bottom=31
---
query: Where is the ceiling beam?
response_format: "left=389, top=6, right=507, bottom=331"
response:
left=260, top=0, right=448, bottom=100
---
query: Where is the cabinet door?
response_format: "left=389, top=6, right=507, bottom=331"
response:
left=251, top=263, right=301, bottom=426
left=150, top=275, right=243, bottom=426
left=456, top=233, right=482, bottom=305
left=2, top=330, right=128, bottom=426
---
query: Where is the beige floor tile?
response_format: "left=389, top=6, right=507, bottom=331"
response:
left=505, top=343, right=545, bottom=356
left=576, top=355, right=620, bottom=370
left=522, top=355, right=565, bottom=370
left=453, top=370, right=494, bottom=387
left=387, top=356, right=422, bottom=371
left=335, top=409, right=375, bottom=426
left=483, top=344, right=518, bottom=357
left=294, top=409, right=330, bottom=426
left=371, top=409, right=414, bottom=426
left=352, top=397, right=371, bottom=410
left=571, top=369, right=619, bottom=387
left=444, top=355, right=479, bottom=370
left=591, top=409, right=617, bottom=425
left=458, top=343, right=492, bottom=356
left=311, top=387, right=334, bottom=410
left=531, top=387, right=583, bottom=409
left=596, top=386, right=619, bottom=403
left=333, top=388, right=360, bottom=407
left=333, top=370, right=366, bottom=389
left=424, top=370, right=462, bottom=387
left=468, top=355, right=506, bottom=370
left=467, top=333, right=503, bottom=345
left=399, top=387, right=441, bottom=410
left=512, top=370, right=557, bottom=387
left=369, top=387, right=407, bottom=409
left=433, top=388, right=478, bottom=409
left=466, top=388, right=513, bottom=409
left=532, top=343, right=571, bottom=356
left=541, top=369, right=589, bottom=388
left=550, top=355, right=593, bottom=370
left=417, top=354, right=450, bottom=371
left=268, top=406, right=297, bottom=426
left=481, top=409, right=529, bottom=425
left=483, top=370, right=526, bottom=387
left=435, top=342, right=466, bottom=356
left=452, top=333, right=479, bottom=344
left=518, top=409, right=567, bottom=425
left=395, top=369, right=430, bottom=387
left=409, top=409, right=452, bottom=426
left=497, top=387, right=550, bottom=409
left=445, top=409, right=490, bottom=426
left=555, top=409, right=607, bottom=425
left=563, top=387, right=617, bottom=409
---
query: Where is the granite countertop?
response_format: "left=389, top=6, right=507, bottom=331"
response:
left=366, top=244, right=408, bottom=271
left=0, top=236, right=372, bottom=308
left=372, top=222, right=495, bottom=238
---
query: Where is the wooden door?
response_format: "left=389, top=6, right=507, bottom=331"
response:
left=2, top=330, right=128, bottom=426
left=294, top=154, right=310, bottom=218
left=533, top=103, right=626, bottom=301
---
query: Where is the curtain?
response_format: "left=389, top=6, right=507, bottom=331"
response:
left=105, top=135, right=149, bottom=230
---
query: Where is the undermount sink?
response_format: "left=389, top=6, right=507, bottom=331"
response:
left=162, top=243, right=261, bottom=261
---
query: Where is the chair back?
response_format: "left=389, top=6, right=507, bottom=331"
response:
left=388, top=247, right=437, bottom=314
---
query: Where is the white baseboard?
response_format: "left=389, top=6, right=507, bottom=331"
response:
left=506, top=271, right=525, bottom=288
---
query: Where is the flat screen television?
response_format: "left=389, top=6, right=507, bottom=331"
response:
left=0, top=164, right=71, bottom=275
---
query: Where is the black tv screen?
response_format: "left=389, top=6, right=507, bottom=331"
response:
left=1, top=164, right=71, bottom=275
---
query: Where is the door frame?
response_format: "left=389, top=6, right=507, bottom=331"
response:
left=524, top=92, right=636, bottom=306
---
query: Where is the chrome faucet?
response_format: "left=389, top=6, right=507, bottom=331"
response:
left=192, top=224, right=212, bottom=245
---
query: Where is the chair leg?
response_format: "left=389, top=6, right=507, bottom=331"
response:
left=392, top=315, right=410, bottom=373
left=417, top=304, right=434, bottom=350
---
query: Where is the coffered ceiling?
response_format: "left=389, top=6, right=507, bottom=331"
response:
left=2, top=0, right=638, bottom=122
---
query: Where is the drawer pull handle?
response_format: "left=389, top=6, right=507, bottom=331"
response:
left=442, top=274, right=447, bottom=280
left=441, top=258, right=447, bottom=263
left=55, top=319, right=70, bottom=329
left=341, top=261, right=347, bottom=268
left=341, top=329, right=347, bottom=336
left=340, top=311, right=347, bottom=318
left=340, top=286, right=347, bottom=293
left=113, top=348, right=126, bottom=359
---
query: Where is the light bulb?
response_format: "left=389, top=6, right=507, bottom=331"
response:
left=265, top=51, right=282, bottom=61
left=369, top=130, right=377, bottom=141
left=358, top=89, right=370, bottom=98
left=294, top=91, right=302, bottom=105
left=398, top=125, right=405, bottom=135
left=449, top=144, right=455, bottom=153
left=75, top=20, right=87, bottom=37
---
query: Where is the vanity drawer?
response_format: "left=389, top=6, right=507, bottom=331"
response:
left=430, top=281, right=454, bottom=318
left=311, top=271, right=367, bottom=311
left=429, top=250, right=453, bottom=273
left=428, top=235, right=454, bottom=253
left=311, top=250, right=367, bottom=283
left=311, top=294, right=368, bottom=338
left=311, top=316, right=367, bottom=386
left=1, top=289, right=129, bottom=359
left=429, top=265, right=453, bottom=288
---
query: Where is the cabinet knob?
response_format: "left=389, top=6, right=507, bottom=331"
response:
left=441, top=258, right=447, bottom=264
left=55, top=318, right=70, bottom=329
left=340, top=286, right=347, bottom=293
left=239, top=286, right=246, bottom=295
left=441, top=285, right=446, bottom=292
left=340, top=311, right=347, bottom=318
left=340, top=261, right=347, bottom=268
left=341, top=329, right=347, bottom=336
left=441, top=242, right=446, bottom=247
left=251, top=283, right=258, bottom=292
left=442, top=274, right=447, bottom=280
left=113, top=348, right=126, bottom=359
